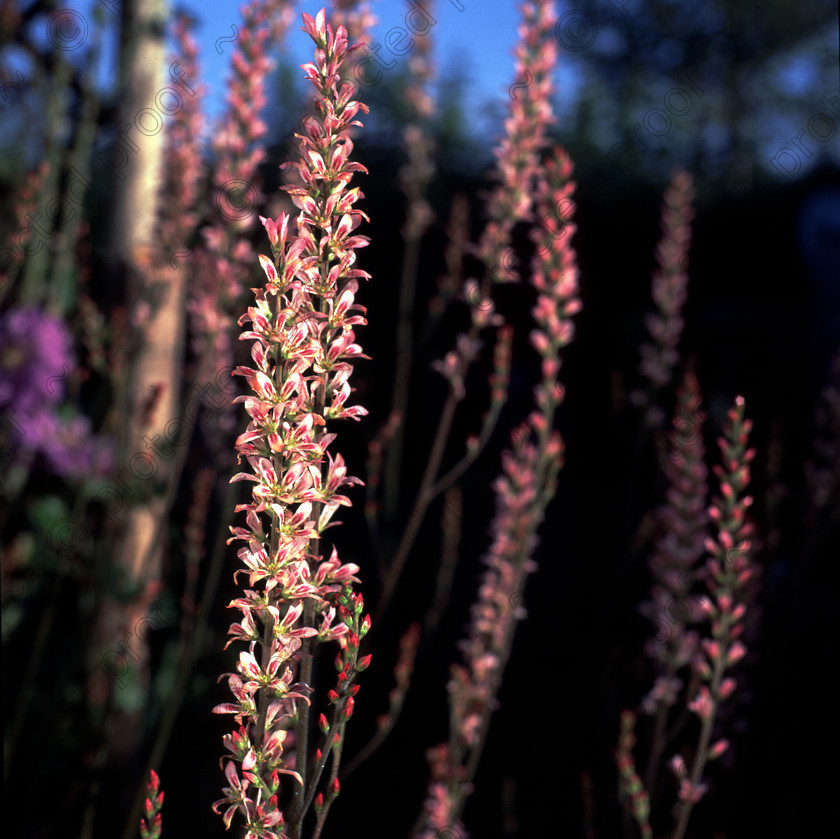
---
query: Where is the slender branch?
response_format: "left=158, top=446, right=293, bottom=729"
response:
left=292, top=298, right=329, bottom=827
left=382, top=234, right=422, bottom=530
left=375, top=373, right=462, bottom=624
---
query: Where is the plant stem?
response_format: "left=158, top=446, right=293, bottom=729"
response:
left=383, top=234, right=422, bottom=530
left=671, top=658, right=723, bottom=839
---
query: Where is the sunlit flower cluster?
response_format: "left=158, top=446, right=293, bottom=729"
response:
left=212, top=10, right=372, bottom=837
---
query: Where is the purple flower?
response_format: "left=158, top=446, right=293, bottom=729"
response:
left=25, top=410, right=113, bottom=478
left=0, top=306, right=72, bottom=415
left=0, top=305, right=113, bottom=480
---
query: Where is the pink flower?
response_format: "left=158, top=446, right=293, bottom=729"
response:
left=709, top=739, right=730, bottom=760
left=156, top=13, right=204, bottom=257
left=139, top=770, right=164, bottom=839
left=187, top=0, right=294, bottom=460
left=669, top=396, right=758, bottom=839
left=419, top=8, right=584, bottom=835
left=475, top=0, right=559, bottom=277
left=687, top=685, right=714, bottom=721
left=399, top=1, right=436, bottom=240
left=215, top=10, right=372, bottom=838
left=677, top=778, right=708, bottom=804
left=634, top=169, right=696, bottom=426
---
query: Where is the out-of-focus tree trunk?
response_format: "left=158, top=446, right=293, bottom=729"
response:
left=88, top=0, right=184, bottom=762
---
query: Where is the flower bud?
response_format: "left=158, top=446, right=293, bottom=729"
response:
left=718, top=677, right=737, bottom=700
left=708, top=739, right=729, bottom=760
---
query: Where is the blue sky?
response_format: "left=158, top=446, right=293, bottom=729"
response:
left=13, top=0, right=580, bottom=149
left=189, top=0, right=528, bottom=99
left=181, top=0, right=541, bottom=139
left=171, top=0, right=582, bottom=144
left=2, top=0, right=835, bottom=180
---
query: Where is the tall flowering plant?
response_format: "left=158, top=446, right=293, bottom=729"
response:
left=617, top=392, right=757, bottom=839
left=190, top=0, right=293, bottom=458
left=414, top=145, right=582, bottom=838
left=635, top=170, right=696, bottom=429
left=211, top=11, right=372, bottom=839
left=671, top=396, right=756, bottom=837
left=640, top=371, right=709, bottom=785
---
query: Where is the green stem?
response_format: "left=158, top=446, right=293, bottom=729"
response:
left=312, top=720, right=346, bottom=839
left=645, top=657, right=678, bottom=796
left=670, top=656, right=724, bottom=839
left=382, top=233, right=421, bottom=530
left=291, top=288, right=329, bottom=837
left=374, top=371, right=462, bottom=625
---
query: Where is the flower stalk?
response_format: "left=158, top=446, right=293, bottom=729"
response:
left=670, top=395, right=756, bottom=839
left=377, top=0, right=558, bottom=624
left=414, top=141, right=582, bottom=835
left=212, top=11, right=371, bottom=838
left=139, top=770, right=163, bottom=839
left=634, top=169, right=695, bottom=428
left=616, top=711, right=653, bottom=839
left=640, top=370, right=709, bottom=795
